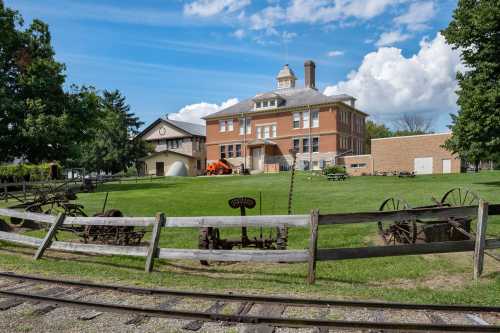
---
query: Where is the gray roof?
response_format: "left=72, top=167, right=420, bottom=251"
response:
left=204, top=87, right=361, bottom=119
left=276, top=64, right=297, bottom=79
left=162, top=118, right=206, bottom=136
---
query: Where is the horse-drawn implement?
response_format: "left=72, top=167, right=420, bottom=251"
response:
left=377, top=188, right=479, bottom=245
left=5, top=189, right=145, bottom=246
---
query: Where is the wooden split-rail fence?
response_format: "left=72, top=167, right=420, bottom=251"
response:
left=0, top=201, right=499, bottom=284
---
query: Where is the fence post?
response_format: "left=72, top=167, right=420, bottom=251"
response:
left=34, top=213, right=66, bottom=260
left=307, top=209, right=320, bottom=285
left=145, top=212, right=165, bottom=272
left=473, top=200, right=488, bottom=280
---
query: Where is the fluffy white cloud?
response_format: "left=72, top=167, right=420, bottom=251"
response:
left=375, top=30, right=411, bottom=47
left=287, top=0, right=402, bottom=24
left=168, top=98, right=239, bottom=124
left=327, top=50, right=344, bottom=57
left=394, top=1, right=436, bottom=31
left=249, top=6, right=285, bottom=32
left=184, top=0, right=250, bottom=17
left=324, top=33, right=463, bottom=117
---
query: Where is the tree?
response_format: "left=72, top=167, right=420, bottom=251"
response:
left=0, top=1, right=101, bottom=164
left=392, top=113, right=433, bottom=136
left=78, top=90, right=151, bottom=174
left=365, top=120, right=392, bottom=153
left=442, top=0, right=500, bottom=171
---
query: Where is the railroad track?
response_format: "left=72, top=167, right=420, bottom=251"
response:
left=0, top=271, right=498, bottom=332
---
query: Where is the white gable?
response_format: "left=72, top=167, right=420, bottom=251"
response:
left=143, top=121, right=188, bottom=141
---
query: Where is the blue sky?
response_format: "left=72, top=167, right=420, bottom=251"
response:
left=6, top=0, right=460, bottom=131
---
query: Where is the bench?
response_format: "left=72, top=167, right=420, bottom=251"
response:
left=326, top=173, right=347, bottom=181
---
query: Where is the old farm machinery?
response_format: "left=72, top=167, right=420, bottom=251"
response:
left=6, top=189, right=145, bottom=246
left=198, top=196, right=287, bottom=265
left=377, top=188, right=479, bottom=245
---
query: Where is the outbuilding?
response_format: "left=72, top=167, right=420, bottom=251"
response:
left=339, top=133, right=461, bottom=176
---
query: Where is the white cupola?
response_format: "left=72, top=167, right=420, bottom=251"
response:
left=276, top=64, right=297, bottom=89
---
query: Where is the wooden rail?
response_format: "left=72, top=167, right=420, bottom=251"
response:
left=0, top=204, right=499, bottom=284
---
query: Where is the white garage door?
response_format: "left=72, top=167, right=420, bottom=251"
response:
left=414, top=157, right=433, bottom=175
left=442, top=159, right=451, bottom=174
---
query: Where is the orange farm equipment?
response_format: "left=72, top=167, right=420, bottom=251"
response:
left=206, top=159, right=232, bottom=175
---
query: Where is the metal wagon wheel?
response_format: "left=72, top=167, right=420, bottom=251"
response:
left=440, top=187, right=480, bottom=207
left=378, top=198, right=417, bottom=245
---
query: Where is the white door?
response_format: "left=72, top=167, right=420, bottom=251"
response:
left=442, top=159, right=451, bottom=174
left=414, top=157, right=433, bottom=175
left=252, top=148, right=263, bottom=170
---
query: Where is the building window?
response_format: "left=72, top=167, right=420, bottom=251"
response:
left=227, top=145, right=234, bottom=158
left=303, top=138, right=309, bottom=153
left=220, top=145, right=226, bottom=158
left=270, top=99, right=276, bottom=107
left=293, top=112, right=300, bottom=129
left=256, top=101, right=262, bottom=108
left=293, top=138, right=300, bottom=152
left=227, top=119, right=234, bottom=131
left=312, top=137, right=319, bottom=153
left=235, top=144, right=241, bottom=157
left=264, top=126, right=270, bottom=139
left=272, top=124, right=277, bottom=138
left=256, top=127, right=262, bottom=139
left=350, top=163, right=367, bottom=168
left=219, top=120, right=226, bottom=132
left=312, top=110, right=319, bottom=128
left=239, top=118, right=251, bottom=135
left=197, top=160, right=201, bottom=170
left=303, top=111, right=310, bottom=129
left=263, top=100, right=268, bottom=107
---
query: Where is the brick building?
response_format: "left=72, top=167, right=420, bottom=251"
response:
left=339, top=133, right=461, bottom=176
left=203, top=61, right=368, bottom=171
left=137, top=118, right=206, bottom=176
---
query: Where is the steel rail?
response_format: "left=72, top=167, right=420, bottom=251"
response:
left=0, top=271, right=499, bottom=313
left=0, top=290, right=497, bottom=332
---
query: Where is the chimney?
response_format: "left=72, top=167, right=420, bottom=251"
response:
left=304, top=60, right=316, bottom=89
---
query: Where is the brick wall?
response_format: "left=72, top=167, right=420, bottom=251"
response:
left=371, top=133, right=461, bottom=174
left=338, top=155, right=373, bottom=176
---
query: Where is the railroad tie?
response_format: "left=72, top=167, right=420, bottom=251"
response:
left=367, top=309, right=386, bottom=333
left=223, top=301, right=254, bottom=326
left=31, top=287, right=83, bottom=316
left=241, top=304, right=285, bottom=333
left=125, top=296, right=180, bottom=326
left=182, top=300, right=226, bottom=331
left=425, top=312, right=447, bottom=325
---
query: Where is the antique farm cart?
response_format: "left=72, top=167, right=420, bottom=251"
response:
left=377, top=188, right=479, bottom=245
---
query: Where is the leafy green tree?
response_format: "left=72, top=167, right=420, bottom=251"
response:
left=365, top=120, right=392, bottom=153
left=0, top=1, right=103, bottom=164
left=79, top=90, right=151, bottom=174
left=442, top=0, right=500, bottom=171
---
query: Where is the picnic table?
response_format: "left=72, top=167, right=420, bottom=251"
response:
left=326, top=173, right=347, bottom=181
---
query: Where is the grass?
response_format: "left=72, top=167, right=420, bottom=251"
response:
left=0, top=171, right=499, bottom=305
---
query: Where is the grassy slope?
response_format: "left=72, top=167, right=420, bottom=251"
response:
left=0, top=171, right=499, bottom=305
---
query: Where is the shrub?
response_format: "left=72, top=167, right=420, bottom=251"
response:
left=0, top=163, right=61, bottom=183
left=323, top=165, right=346, bottom=175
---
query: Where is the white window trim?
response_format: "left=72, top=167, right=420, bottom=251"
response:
left=312, top=110, right=319, bottom=128
left=219, top=120, right=226, bottom=132
left=302, top=111, right=310, bottom=129
left=227, top=119, right=234, bottom=131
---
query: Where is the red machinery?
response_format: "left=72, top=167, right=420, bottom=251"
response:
left=206, top=159, right=233, bottom=175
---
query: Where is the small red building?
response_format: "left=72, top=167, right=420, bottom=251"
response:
left=203, top=61, right=368, bottom=171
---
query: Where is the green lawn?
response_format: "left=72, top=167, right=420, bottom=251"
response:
left=0, top=171, right=499, bottom=305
